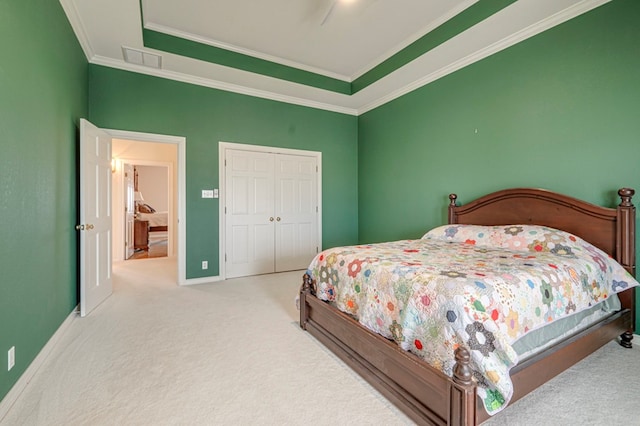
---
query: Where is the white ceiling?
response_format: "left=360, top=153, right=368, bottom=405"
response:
left=60, top=0, right=609, bottom=115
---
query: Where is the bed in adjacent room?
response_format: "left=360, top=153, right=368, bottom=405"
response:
left=137, top=204, right=168, bottom=232
left=298, top=187, right=637, bottom=425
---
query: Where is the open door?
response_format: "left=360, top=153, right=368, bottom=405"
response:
left=78, top=119, right=113, bottom=316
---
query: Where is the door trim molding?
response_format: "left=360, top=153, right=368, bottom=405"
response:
left=107, top=128, right=187, bottom=285
left=218, top=142, right=322, bottom=280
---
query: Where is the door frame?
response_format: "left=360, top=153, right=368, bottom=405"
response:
left=108, top=128, right=187, bottom=285
left=218, top=142, right=322, bottom=280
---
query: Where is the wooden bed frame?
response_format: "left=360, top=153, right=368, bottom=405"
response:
left=299, top=187, right=636, bottom=425
left=149, top=225, right=168, bottom=232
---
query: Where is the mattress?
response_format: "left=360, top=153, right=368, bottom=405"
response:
left=138, top=211, right=168, bottom=228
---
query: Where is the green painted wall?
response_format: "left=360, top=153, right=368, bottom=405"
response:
left=358, top=0, right=640, bottom=329
left=88, top=66, right=359, bottom=279
left=0, top=0, right=88, bottom=401
left=1, top=0, right=638, bottom=407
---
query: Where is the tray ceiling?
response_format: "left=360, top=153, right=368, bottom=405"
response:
left=60, top=0, right=609, bottom=115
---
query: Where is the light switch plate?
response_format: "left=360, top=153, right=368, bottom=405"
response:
left=202, top=190, right=214, bottom=198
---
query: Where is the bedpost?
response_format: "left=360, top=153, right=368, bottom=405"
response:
left=450, top=346, right=476, bottom=425
left=616, top=188, right=635, bottom=277
left=449, top=194, right=458, bottom=224
left=299, top=273, right=314, bottom=330
left=616, top=188, right=636, bottom=342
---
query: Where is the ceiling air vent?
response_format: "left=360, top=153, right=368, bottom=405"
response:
left=122, top=47, right=162, bottom=69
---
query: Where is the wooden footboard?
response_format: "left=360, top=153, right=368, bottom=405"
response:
left=300, top=275, right=476, bottom=425
left=300, top=277, right=634, bottom=425
left=149, top=225, right=168, bottom=232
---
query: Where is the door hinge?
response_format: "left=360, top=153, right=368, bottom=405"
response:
left=225, top=253, right=227, bottom=262
left=316, top=206, right=318, bottom=213
left=316, top=246, right=319, bottom=253
left=225, top=206, right=227, bottom=214
left=316, top=165, right=318, bottom=172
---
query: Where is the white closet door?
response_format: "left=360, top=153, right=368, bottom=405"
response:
left=225, top=149, right=275, bottom=278
left=274, top=154, right=318, bottom=272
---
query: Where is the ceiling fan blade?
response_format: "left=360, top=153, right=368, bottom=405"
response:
left=320, top=0, right=337, bottom=26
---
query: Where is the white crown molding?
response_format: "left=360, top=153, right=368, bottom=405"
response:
left=58, top=0, right=95, bottom=60
left=350, top=0, right=479, bottom=81
left=89, top=55, right=358, bottom=116
left=357, top=0, right=611, bottom=115
left=144, top=22, right=352, bottom=83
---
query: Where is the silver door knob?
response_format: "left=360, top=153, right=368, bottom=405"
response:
left=75, top=224, right=84, bottom=231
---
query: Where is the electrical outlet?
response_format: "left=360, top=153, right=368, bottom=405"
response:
left=202, top=261, right=208, bottom=270
left=8, top=346, right=15, bottom=371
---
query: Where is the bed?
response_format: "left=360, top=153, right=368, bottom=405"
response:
left=298, top=187, right=636, bottom=425
left=137, top=210, right=168, bottom=232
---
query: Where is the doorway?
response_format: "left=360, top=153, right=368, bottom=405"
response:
left=128, top=163, right=171, bottom=260
left=108, top=129, right=186, bottom=285
left=219, top=142, right=322, bottom=279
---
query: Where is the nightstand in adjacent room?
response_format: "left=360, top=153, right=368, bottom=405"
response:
left=134, top=219, right=149, bottom=251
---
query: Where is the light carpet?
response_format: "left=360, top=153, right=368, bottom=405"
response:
left=1, top=257, right=639, bottom=425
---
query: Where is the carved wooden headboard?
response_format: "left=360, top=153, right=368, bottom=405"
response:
left=448, top=187, right=636, bottom=328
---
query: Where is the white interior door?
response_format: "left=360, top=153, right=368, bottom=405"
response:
left=124, top=163, right=135, bottom=259
left=225, top=149, right=275, bottom=278
left=274, top=154, right=318, bottom=271
left=79, top=119, right=113, bottom=317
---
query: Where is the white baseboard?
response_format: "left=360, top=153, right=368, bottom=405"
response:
left=0, top=308, right=78, bottom=422
left=182, top=275, right=222, bottom=286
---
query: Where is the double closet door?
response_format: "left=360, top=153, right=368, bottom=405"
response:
left=225, top=148, right=319, bottom=278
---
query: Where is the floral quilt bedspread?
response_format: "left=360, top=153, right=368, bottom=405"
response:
left=306, top=225, right=638, bottom=415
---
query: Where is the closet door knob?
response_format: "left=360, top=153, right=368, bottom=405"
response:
left=269, top=217, right=274, bottom=222
left=276, top=217, right=281, bottom=222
